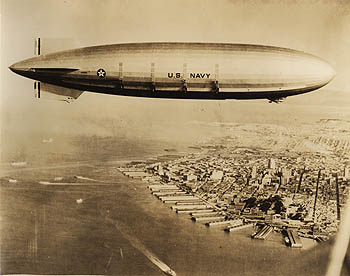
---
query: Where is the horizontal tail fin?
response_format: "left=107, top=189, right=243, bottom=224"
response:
left=34, top=81, right=83, bottom=103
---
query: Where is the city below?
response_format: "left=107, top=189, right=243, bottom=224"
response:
left=1, top=117, right=350, bottom=275
left=119, top=129, right=350, bottom=249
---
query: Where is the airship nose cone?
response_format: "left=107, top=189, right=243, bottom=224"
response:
left=8, top=67, right=24, bottom=77
left=9, top=60, right=29, bottom=75
left=9, top=62, right=20, bottom=73
left=8, top=58, right=38, bottom=78
left=319, top=59, right=336, bottom=84
left=329, top=65, right=336, bottom=80
left=324, top=61, right=336, bottom=78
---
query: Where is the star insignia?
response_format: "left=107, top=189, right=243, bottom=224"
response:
left=97, top=68, right=106, bottom=78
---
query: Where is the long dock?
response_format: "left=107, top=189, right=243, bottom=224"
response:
left=171, top=205, right=212, bottom=211
left=192, top=216, right=225, bottom=223
left=164, top=199, right=202, bottom=204
left=191, top=211, right=218, bottom=217
left=285, top=230, right=302, bottom=248
left=206, top=220, right=237, bottom=228
left=161, top=196, right=199, bottom=203
left=148, top=184, right=179, bottom=189
left=148, top=185, right=180, bottom=192
left=153, top=191, right=187, bottom=196
left=225, top=223, right=254, bottom=232
left=253, top=225, right=273, bottom=240
left=177, top=209, right=207, bottom=214
left=176, top=201, right=204, bottom=205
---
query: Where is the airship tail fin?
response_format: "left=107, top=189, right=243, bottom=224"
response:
left=34, top=81, right=83, bottom=103
left=34, top=38, right=41, bottom=56
left=34, top=37, right=79, bottom=56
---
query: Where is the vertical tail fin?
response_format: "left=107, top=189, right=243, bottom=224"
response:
left=34, top=38, right=41, bottom=56
left=34, top=81, right=40, bottom=99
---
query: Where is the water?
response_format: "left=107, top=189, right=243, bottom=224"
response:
left=0, top=160, right=328, bottom=276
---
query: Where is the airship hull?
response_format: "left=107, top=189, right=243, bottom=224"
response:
left=9, top=43, right=335, bottom=101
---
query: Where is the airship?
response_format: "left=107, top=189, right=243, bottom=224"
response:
left=9, top=41, right=335, bottom=103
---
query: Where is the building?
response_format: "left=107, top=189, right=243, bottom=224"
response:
left=210, top=170, right=224, bottom=181
left=185, top=174, right=197, bottom=182
left=344, top=167, right=350, bottom=179
left=268, top=158, right=276, bottom=169
left=262, top=174, right=272, bottom=186
left=251, top=166, right=257, bottom=179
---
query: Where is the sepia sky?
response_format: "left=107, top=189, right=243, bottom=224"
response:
left=1, top=0, right=350, bottom=144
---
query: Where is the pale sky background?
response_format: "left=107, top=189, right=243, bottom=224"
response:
left=1, top=0, right=350, bottom=151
